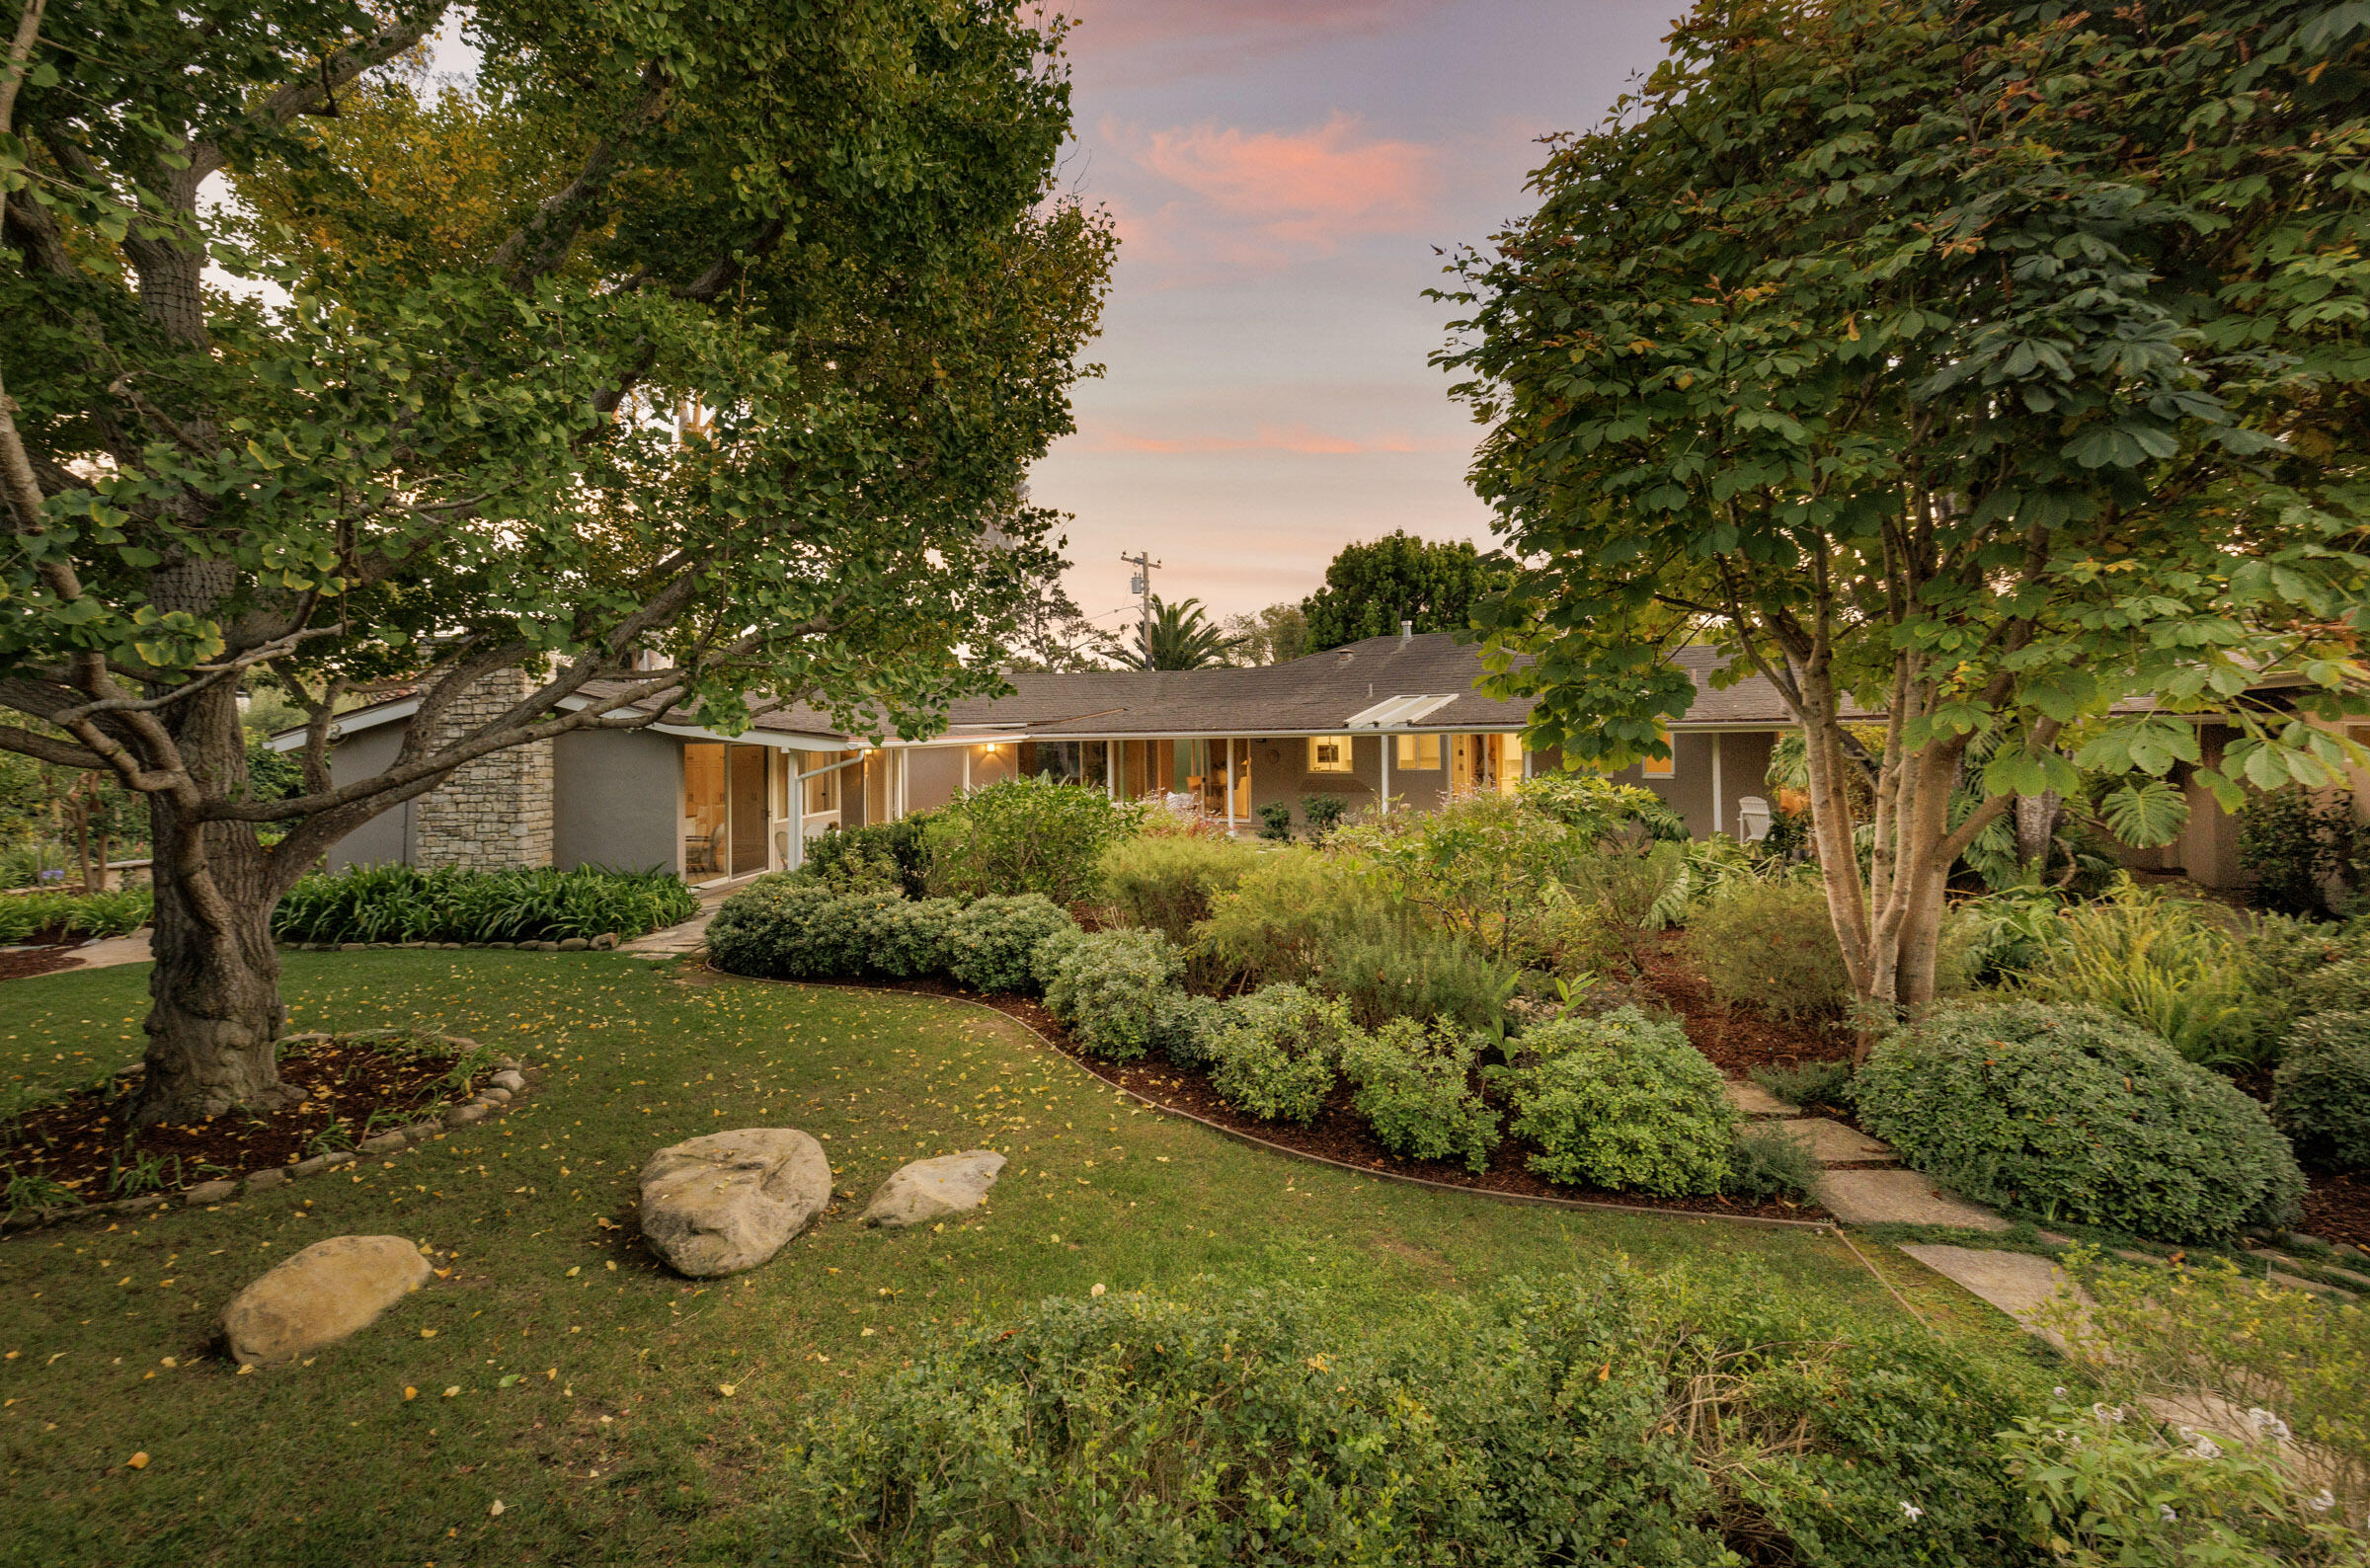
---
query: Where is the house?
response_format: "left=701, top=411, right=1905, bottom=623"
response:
left=276, top=628, right=2298, bottom=890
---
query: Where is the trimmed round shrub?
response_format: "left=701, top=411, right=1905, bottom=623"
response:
left=1149, top=990, right=1225, bottom=1068
left=945, top=894, right=1074, bottom=994
left=2272, top=1012, right=2370, bottom=1171
left=1505, top=1007, right=1735, bottom=1196
left=706, top=880, right=954, bottom=980
left=1034, top=927, right=1183, bottom=1061
left=1855, top=1001, right=2306, bottom=1242
left=1341, top=1017, right=1499, bottom=1172
left=1206, top=984, right=1356, bottom=1124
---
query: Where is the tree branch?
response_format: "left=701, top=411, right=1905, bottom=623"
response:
left=187, top=10, right=443, bottom=184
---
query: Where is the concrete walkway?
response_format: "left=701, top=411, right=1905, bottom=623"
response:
left=617, top=877, right=747, bottom=959
left=1723, top=1076, right=2008, bottom=1231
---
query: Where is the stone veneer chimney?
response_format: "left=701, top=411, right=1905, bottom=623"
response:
left=412, top=667, right=555, bottom=870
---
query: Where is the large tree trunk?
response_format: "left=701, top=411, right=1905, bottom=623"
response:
left=122, top=684, right=294, bottom=1128
left=2014, top=790, right=2060, bottom=871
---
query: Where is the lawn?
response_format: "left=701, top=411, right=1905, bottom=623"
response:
left=0, top=953, right=1996, bottom=1566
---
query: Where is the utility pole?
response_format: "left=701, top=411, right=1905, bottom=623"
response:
left=1121, top=549, right=1160, bottom=666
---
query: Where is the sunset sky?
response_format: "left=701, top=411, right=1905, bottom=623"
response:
left=1030, top=0, right=1677, bottom=630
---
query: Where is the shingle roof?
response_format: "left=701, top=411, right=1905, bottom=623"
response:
left=309, top=634, right=1816, bottom=748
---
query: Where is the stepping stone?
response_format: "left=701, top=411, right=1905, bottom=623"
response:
left=1897, top=1244, right=2081, bottom=1348
left=1773, top=1118, right=1894, bottom=1163
left=1725, top=1080, right=1798, bottom=1117
left=1816, top=1167, right=2008, bottom=1230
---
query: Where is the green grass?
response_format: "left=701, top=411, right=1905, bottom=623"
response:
left=2, top=954, right=1936, bottom=1566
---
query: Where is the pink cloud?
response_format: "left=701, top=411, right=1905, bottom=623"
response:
left=1072, top=420, right=1458, bottom=456
left=1118, top=112, right=1437, bottom=256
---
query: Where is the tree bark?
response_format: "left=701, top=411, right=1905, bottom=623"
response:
left=2014, top=790, right=2060, bottom=870
left=122, top=686, right=293, bottom=1128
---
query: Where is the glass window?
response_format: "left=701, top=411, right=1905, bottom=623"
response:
left=1641, top=733, right=1674, bottom=778
left=1307, top=735, right=1353, bottom=773
left=1018, top=740, right=1110, bottom=789
left=1394, top=733, right=1443, bottom=770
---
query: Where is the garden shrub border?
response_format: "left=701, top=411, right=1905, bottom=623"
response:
left=706, top=962, right=1836, bottom=1231
left=1, top=1031, right=535, bottom=1233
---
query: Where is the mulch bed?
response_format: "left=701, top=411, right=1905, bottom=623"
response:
left=3, top=1034, right=473, bottom=1203
left=0, top=940, right=88, bottom=981
left=1637, top=933, right=1852, bottom=1075
left=802, top=973, right=1832, bottom=1226
left=2298, top=1172, right=2370, bottom=1256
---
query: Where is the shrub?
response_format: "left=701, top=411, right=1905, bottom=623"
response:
left=1316, top=925, right=1516, bottom=1036
left=1149, top=989, right=1225, bottom=1068
left=2039, top=1247, right=2370, bottom=1519
left=1339, top=789, right=1622, bottom=970
left=1034, top=927, right=1183, bottom=1062
left=1253, top=801, right=1293, bottom=841
left=2272, top=1013, right=2370, bottom=1171
left=705, top=880, right=955, bottom=980
left=1855, top=1001, right=2306, bottom=1243
left=1205, top=984, right=1354, bottom=1123
left=923, top=777, right=1142, bottom=906
left=944, top=894, right=1074, bottom=994
left=1722, top=1122, right=1821, bottom=1203
left=0, top=886, right=154, bottom=945
left=1519, top=771, right=1691, bottom=841
left=1299, top=793, right=1348, bottom=837
left=1341, top=1018, right=1500, bottom=1171
left=778, top=1264, right=2048, bottom=1567
left=2240, top=787, right=2369, bottom=919
left=799, top=818, right=930, bottom=898
left=1191, top=847, right=1394, bottom=988
left=1097, top=833, right=1257, bottom=945
left=1681, top=877, right=1851, bottom=1022
left=273, top=864, right=696, bottom=945
left=1949, top=890, right=2065, bottom=986
left=1748, top=1058, right=1855, bottom=1112
left=1505, top=1007, right=1735, bottom=1195
left=2015, top=883, right=2266, bottom=1067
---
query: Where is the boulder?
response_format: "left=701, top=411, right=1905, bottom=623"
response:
left=220, top=1235, right=434, bottom=1366
left=558, top=937, right=590, bottom=952
left=862, top=1150, right=1006, bottom=1229
left=639, top=1130, right=831, bottom=1277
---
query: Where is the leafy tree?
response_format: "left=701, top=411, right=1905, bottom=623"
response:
left=0, top=0, right=1113, bottom=1122
left=1131, top=595, right=1240, bottom=670
left=1300, top=531, right=1514, bottom=652
left=1440, top=0, right=2369, bottom=1029
left=1220, top=601, right=1309, bottom=666
left=1006, top=561, right=1126, bottom=672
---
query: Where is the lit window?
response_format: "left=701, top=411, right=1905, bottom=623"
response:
left=1307, top=736, right=1354, bottom=773
left=1640, top=732, right=1674, bottom=779
left=1395, top=734, right=1443, bottom=770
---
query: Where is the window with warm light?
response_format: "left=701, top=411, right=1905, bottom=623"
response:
left=1640, top=733, right=1674, bottom=778
left=1394, top=734, right=1443, bottom=770
left=1307, top=736, right=1353, bottom=773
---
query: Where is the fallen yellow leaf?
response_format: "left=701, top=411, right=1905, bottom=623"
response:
left=125, top=1452, right=149, bottom=1470
left=404, top=1386, right=418, bottom=1400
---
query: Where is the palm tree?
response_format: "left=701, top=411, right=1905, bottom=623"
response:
left=1133, top=595, right=1242, bottom=670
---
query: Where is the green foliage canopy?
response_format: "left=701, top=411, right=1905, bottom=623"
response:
left=1300, top=530, right=1514, bottom=652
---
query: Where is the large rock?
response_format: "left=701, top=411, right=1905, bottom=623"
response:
left=220, top=1235, right=434, bottom=1366
left=862, top=1150, right=1006, bottom=1229
left=639, top=1129, right=831, bottom=1277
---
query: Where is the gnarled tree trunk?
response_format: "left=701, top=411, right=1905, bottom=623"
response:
left=123, top=685, right=294, bottom=1128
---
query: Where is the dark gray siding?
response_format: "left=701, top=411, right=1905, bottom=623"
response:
left=323, top=723, right=412, bottom=871
left=553, top=729, right=680, bottom=874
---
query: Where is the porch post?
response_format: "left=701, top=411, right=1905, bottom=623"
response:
left=1711, top=733, right=1724, bottom=841
left=1107, top=739, right=1119, bottom=801
left=1380, top=732, right=1390, bottom=814
left=1224, top=738, right=1235, bottom=824
left=789, top=749, right=804, bottom=870
left=962, top=745, right=972, bottom=796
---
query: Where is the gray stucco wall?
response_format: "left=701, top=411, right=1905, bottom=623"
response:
left=553, top=729, right=681, bottom=874
left=324, top=723, right=413, bottom=872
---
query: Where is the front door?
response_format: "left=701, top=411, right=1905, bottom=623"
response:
left=729, top=745, right=768, bottom=876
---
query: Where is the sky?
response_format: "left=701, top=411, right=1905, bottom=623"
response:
left=1030, top=0, right=1678, bottom=631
